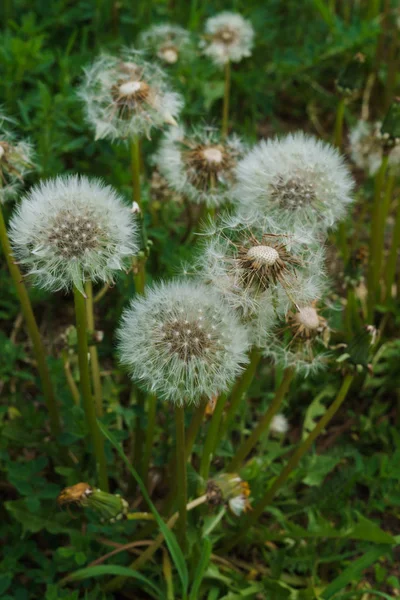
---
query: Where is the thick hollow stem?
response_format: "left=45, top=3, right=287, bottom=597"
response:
left=227, top=367, right=295, bottom=472
left=222, top=61, right=231, bottom=138
left=218, top=347, right=262, bottom=444
left=333, top=96, right=346, bottom=150
left=367, top=154, right=389, bottom=321
left=0, top=204, right=62, bottom=439
left=385, top=195, right=400, bottom=302
left=73, top=285, right=108, bottom=492
left=375, top=169, right=395, bottom=301
left=174, top=404, right=187, bottom=552
left=85, top=281, right=103, bottom=417
left=199, top=393, right=229, bottom=483
left=131, top=136, right=142, bottom=210
left=224, top=374, right=354, bottom=551
left=142, top=393, right=157, bottom=488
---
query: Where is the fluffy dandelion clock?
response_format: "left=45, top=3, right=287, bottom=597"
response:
left=138, top=24, right=193, bottom=65
left=349, top=120, right=383, bottom=176
left=270, top=414, right=289, bottom=435
left=201, top=12, right=254, bottom=67
left=200, top=223, right=326, bottom=319
left=154, top=125, right=245, bottom=207
left=0, top=114, right=34, bottom=203
left=235, top=132, right=354, bottom=232
left=117, top=280, right=249, bottom=404
left=264, top=301, right=331, bottom=376
left=9, top=175, right=138, bottom=295
left=80, top=49, right=183, bottom=141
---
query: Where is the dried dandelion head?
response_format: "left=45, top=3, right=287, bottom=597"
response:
left=117, top=280, right=250, bottom=404
left=0, top=114, right=34, bottom=204
left=235, top=132, right=354, bottom=232
left=9, top=175, right=138, bottom=295
left=200, top=222, right=326, bottom=319
left=138, top=24, right=193, bottom=65
left=263, top=301, right=331, bottom=375
left=201, top=12, right=254, bottom=67
left=206, top=473, right=251, bottom=516
left=80, top=49, right=183, bottom=141
left=154, top=125, right=245, bottom=207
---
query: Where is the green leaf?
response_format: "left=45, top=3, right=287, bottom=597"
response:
left=321, top=545, right=393, bottom=599
left=61, top=565, right=164, bottom=599
left=5, top=499, right=73, bottom=536
left=189, top=538, right=212, bottom=600
left=97, top=420, right=189, bottom=594
left=349, top=513, right=396, bottom=544
left=302, top=387, right=335, bottom=440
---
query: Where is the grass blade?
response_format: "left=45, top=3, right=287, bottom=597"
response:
left=189, top=538, right=212, bottom=600
left=97, top=420, right=189, bottom=594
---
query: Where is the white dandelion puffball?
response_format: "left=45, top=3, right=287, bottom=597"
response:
left=199, top=223, right=326, bottom=321
left=154, top=125, right=245, bottom=207
left=270, top=414, right=289, bottom=434
left=201, top=12, right=254, bottom=67
left=263, top=303, right=331, bottom=376
left=0, top=114, right=34, bottom=204
left=9, top=175, right=138, bottom=295
left=117, top=280, right=250, bottom=404
left=138, top=24, right=193, bottom=65
left=80, top=49, right=183, bottom=141
left=349, top=120, right=383, bottom=176
left=235, top=132, right=355, bottom=232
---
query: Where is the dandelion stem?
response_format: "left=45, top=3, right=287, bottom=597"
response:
left=185, top=398, right=207, bottom=459
left=85, top=280, right=103, bottom=418
left=376, top=168, right=395, bottom=301
left=142, top=393, right=157, bottom=488
left=131, top=135, right=147, bottom=294
left=333, top=96, right=346, bottom=150
left=0, top=204, right=62, bottom=440
left=227, top=367, right=295, bottom=472
left=385, top=193, right=400, bottom=302
left=73, top=285, right=108, bottom=492
left=217, top=347, right=262, bottom=444
left=223, top=373, right=354, bottom=552
left=131, top=135, right=142, bottom=210
left=222, top=60, right=231, bottom=138
left=367, top=154, right=389, bottom=321
left=61, top=349, right=80, bottom=406
left=174, top=404, right=187, bottom=552
left=199, top=393, right=228, bottom=483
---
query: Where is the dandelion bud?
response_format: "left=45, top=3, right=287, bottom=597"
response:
left=235, top=132, right=354, bottom=232
left=9, top=175, right=139, bottom=295
left=206, top=473, right=251, bottom=516
left=154, top=125, right=245, bottom=208
left=138, top=24, right=193, bottom=65
left=117, top=280, right=250, bottom=404
left=57, top=483, right=129, bottom=523
left=0, top=113, right=35, bottom=204
left=201, top=12, right=254, bottom=67
left=80, top=50, right=183, bottom=141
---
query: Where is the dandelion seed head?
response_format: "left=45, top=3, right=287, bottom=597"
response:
left=80, top=49, right=183, bottom=141
left=138, top=24, right=193, bottom=65
left=295, top=306, right=320, bottom=330
left=349, top=120, right=383, bottom=176
left=235, top=132, right=354, bottom=232
left=270, top=414, right=289, bottom=434
left=154, top=125, right=245, bottom=207
left=9, top=175, right=139, bottom=294
left=117, top=280, right=249, bottom=404
left=201, top=12, right=254, bottom=67
left=0, top=114, right=35, bottom=204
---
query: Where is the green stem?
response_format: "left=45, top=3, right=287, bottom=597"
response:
left=385, top=195, right=400, bottom=302
left=227, top=367, right=295, bottom=472
left=130, top=136, right=147, bottom=295
left=0, top=204, right=62, bottom=439
left=222, top=61, right=231, bottom=138
left=133, top=387, right=146, bottom=481
left=223, top=374, right=354, bottom=552
left=184, top=398, right=207, bottom=458
left=333, top=96, right=345, bottom=150
left=131, top=136, right=142, bottom=210
left=85, top=281, right=103, bottom=417
left=175, top=404, right=187, bottom=552
left=142, top=393, right=157, bottom=487
left=218, top=348, right=262, bottom=444
left=376, top=169, right=395, bottom=301
left=367, top=154, right=389, bottom=321
left=199, top=392, right=229, bottom=483
left=73, top=285, right=108, bottom=491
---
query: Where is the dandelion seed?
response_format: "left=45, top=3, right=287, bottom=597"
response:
left=154, top=125, right=245, bottom=207
left=0, top=113, right=35, bottom=204
left=117, top=280, right=250, bottom=404
left=201, top=12, right=254, bottom=67
left=80, top=49, right=183, bottom=141
left=235, top=132, right=354, bottom=232
left=138, top=24, right=193, bottom=65
left=9, top=175, right=139, bottom=295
